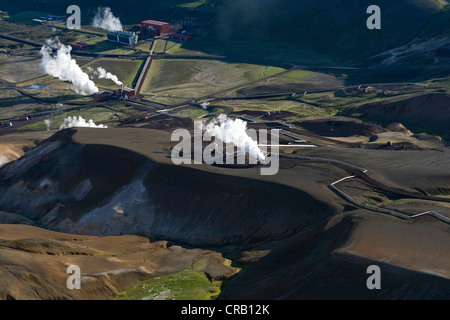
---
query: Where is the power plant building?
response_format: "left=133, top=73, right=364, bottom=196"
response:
left=112, top=85, right=136, bottom=99
left=140, top=20, right=170, bottom=37
left=107, top=31, right=138, bottom=46
left=70, top=42, right=91, bottom=50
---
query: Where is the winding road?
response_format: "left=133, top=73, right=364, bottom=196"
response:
left=197, top=110, right=450, bottom=224
left=330, top=174, right=450, bottom=223
left=279, top=152, right=450, bottom=223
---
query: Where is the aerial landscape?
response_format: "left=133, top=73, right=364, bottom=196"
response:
left=0, top=0, right=449, bottom=304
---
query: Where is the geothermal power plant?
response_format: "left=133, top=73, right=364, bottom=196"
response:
left=0, top=1, right=449, bottom=307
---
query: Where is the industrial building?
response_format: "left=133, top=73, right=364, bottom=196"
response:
left=70, top=42, right=92, bottom=50
left=112, top=85, right=136, bottom=100
left=171, top=33, right=194, bottom=41
left=107, top=31, right=138, bottom=46
left=140, top=20, right=170, bottom=38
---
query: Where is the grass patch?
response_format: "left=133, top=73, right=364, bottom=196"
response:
left=228, top=68, right=338, bottom=97
left=0, top=55, right=45, bottom=83
left=218, top=98, right=339, bottom=119
left=134, top=41, right=153, bottom=53
left=53, top=24, right=106, bottom=37
left=0, top=91, right=51, bottom=120
left=82, top=58, right=145, bottom=89
left=140, top=95, right=189, bottom=105
left=0, top=20, right=32, bottom=33
left=262, top=66, right=286, bottom=78
left=7, top=11, right=51, bottom=23
left=178, top=0, right=206, bottom=8
left=171, top=106, right=223, bottom=118
left=179, top=39, right=337, bottom=66
left=153, top=39, right=167, bottom=53
left=281, top=69, right=332, bottom=83
left=141, top=59, right=285, bottom=99
left=115, top=269, right=222, bottom=300
left=18, top=108, right=115, bottom=131
left=152, top=39, right=211, bottom=56
left=29, top=90, right=93, bottom=102
left=166, top=42, right=211, bottom=56
left=83, top=39, right=137, bottom=55
left=3, top=23, right=93, bottom=46
left=111, top=103, right=148, bottom=117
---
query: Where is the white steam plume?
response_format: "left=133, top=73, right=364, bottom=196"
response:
left=96, top=67, right=122, bottom=86
left=39, top=39, right=99, bottom=95
left=203, top=114, right=265, bottom=160
left=88, top=66, right=122, bottom=86
left=59, top=116, right=107, bottom=130
left=44, top=119, right=51, bottom=131
left=92, top=7, right=123, bottom=32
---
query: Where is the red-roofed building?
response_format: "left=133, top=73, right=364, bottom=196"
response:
left=140, top=20, right=170, bottom=37
left=113, top=86, right=136, bottom=99
left=70, top=42, right=91, bottom=50
left=170, top=33, right=194, bottom=41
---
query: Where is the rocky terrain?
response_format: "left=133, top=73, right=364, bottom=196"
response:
left=0, top=127, right=449, bottom=299
left=0, top=224, right=238, bottom=300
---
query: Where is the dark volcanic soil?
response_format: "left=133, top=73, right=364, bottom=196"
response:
left=294, top=116, right=386, bottom=137
left=0, top=128, right=336, bottom=247
left=222, top=216, right=450, bottom=299
left=339, top=93, right=450, bottom=139
left=1, top=127, right=449, bottom=300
